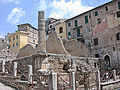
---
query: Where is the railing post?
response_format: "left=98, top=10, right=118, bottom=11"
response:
left=49, top=72, right=57, bottom=90
left=13, top=62, right=17, bottom=78
left=2, top=60, right=5, bottom=74
left=113, top=70, right=116, bottom=81
left=97, top=70, right=101, bottom=90
left=28, top=65, right=33, bottom=84
left=70, top=72, right=75, bottom=90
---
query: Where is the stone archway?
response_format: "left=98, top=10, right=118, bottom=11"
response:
left=104, top=55, right=111, bottom=67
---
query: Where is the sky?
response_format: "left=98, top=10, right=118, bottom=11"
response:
left=0, top=0, right=112, bottom=38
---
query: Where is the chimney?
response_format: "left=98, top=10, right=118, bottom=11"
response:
left=38, top=11, right=46, bottom=52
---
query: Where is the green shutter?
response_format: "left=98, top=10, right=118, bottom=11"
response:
left=105, top=6, right=108, bottom=11
left=68, top=32, right=71, bottom=36
left=16, top=35, right=18, bottom=39
left=68, top=23, right=71, bottom=27
left=16, top=42, right=18, bottom=46
left=95, top=11, right=98, bottom=16
left=118, top=1, right=120, bottom=9
left=77, top=29, right=80, bottom=37
left=74, top=20, right=78, bottom=27
left=85, top=16, right=88, bottom=24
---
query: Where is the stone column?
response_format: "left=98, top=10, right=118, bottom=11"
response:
left=28, top=65, right=33, bottom=84
left=13, top=62, right=17, bottom=78
left=38, top=11, right=46, bottom=52
left=70, top=72, right=75, bottom=90
left=2, top=60, right=5, bottom=73
left=49, top=73, right=57, bottom=90
left=113, top=70, right=116, bottom=81
left=97, top=70, right=101, bottom=90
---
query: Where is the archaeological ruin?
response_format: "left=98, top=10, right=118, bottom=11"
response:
left=0, top=11, right=120, bottom=90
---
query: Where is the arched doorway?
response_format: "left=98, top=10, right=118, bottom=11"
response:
left=104, top=55, right=111, bottom=67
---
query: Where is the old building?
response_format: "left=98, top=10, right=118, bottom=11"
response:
left=45, top=18, right=57, bottom=35
left=8, top=31, right=28, bottom=53
left=18, top=23, right=38, bottom=48
left=55, top=22, right=67, bottom=39
left=66, top=0, right=120, bottom=47
left=92, top=15, right=120, bottom=70
left=47, top=18, right=66, bottom=34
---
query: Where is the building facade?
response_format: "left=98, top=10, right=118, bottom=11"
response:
left=45, top=18, right=57, bottom=35
left=46, top=18, right=66, bottom=34
left=8, top=31, right=28, bottom=53
left=17, top=23, right=38, bottom=48
left=92, top=15, right=120, bottom=69
left=55, top=22, right=67, bottom=39
left=65, top=0, right=120, bottom=69
left=66, top=0, right=120, bottom=47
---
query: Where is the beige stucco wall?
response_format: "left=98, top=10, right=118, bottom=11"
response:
left=8, top=31, right=28, bottom=53
left=55, top=22, right=67, bottom=39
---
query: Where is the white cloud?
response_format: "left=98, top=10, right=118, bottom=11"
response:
left=36, top=0, right=47, bottom=11
left=7, top=7, right=25, bottom=24
left=49, top=0, right=94, bottom=19
left=0, top=0, right=20, bottom=5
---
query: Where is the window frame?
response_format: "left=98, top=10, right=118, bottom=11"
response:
left=94, top=38, right=98, bottom=45
left=59, top=27, right=63, bottom=34
left=77, top=29, right=80, bottom=37
left=85, top=15, right=88, bottom=24
left=95, top=11, right=98, bottom=16
left=74, top=20, right=78, bottom=27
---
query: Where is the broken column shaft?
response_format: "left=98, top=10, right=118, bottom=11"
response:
left=38, top=11, right=46, bottom=52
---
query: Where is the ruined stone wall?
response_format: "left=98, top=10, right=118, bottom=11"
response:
left=63, top=39, right=91, bottom=57
left=5, top=53, right=98, bottom=76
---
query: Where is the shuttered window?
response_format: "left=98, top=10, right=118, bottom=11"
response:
left=77, top=29, right=80, bottom=37
left=85, top=15, right=88, bottom=24
left=95, top=11, right=98, bottom=16
left=74, top=20, right=78, bottom=27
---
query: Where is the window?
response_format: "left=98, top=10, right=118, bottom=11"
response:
left=50, top=25, right=52, bottom=28
left=118, top=1, right=120, bottom=9
left=9, top=39, right=11, bottom=42
left=16, top=35, right=18, bottom=39
left=117, top=11, right=120, bottom=18
left=8, top=45, right=10, bottom=49
left=116, top=32, right=120, bottom=40
left=94, top=38, right=98, bottom=45
left=16, top=42, right=18, bottom=47
left=13, top=37, right=15, bottom=40
left=105, top=6, right=108, bottom=11
left=95, top=11, right=98, bottom=16
left=89, top=14, right=91, bottom=18
left=68, top=23, right=71, bottom=27
left=13, top=43, right=15, bottom=48
left=77, top=29, right=80, bottom=37
left=68, top=32, right=71, bottom=39
left=85, top=15, right=88, bottom=24
left=59, top=27, right=63, bottom=33
left=113, top=47, right=115, bottom=51
left=97, top=18, right=101, bottom=24
left=95, top=54, right=99, bottom=58
left=74, top=20, right=78, bottom=27
left=81, top=39, right=85, bottom=44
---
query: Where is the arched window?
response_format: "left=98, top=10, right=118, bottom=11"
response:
left=104, top=55, right=111, bottom=67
